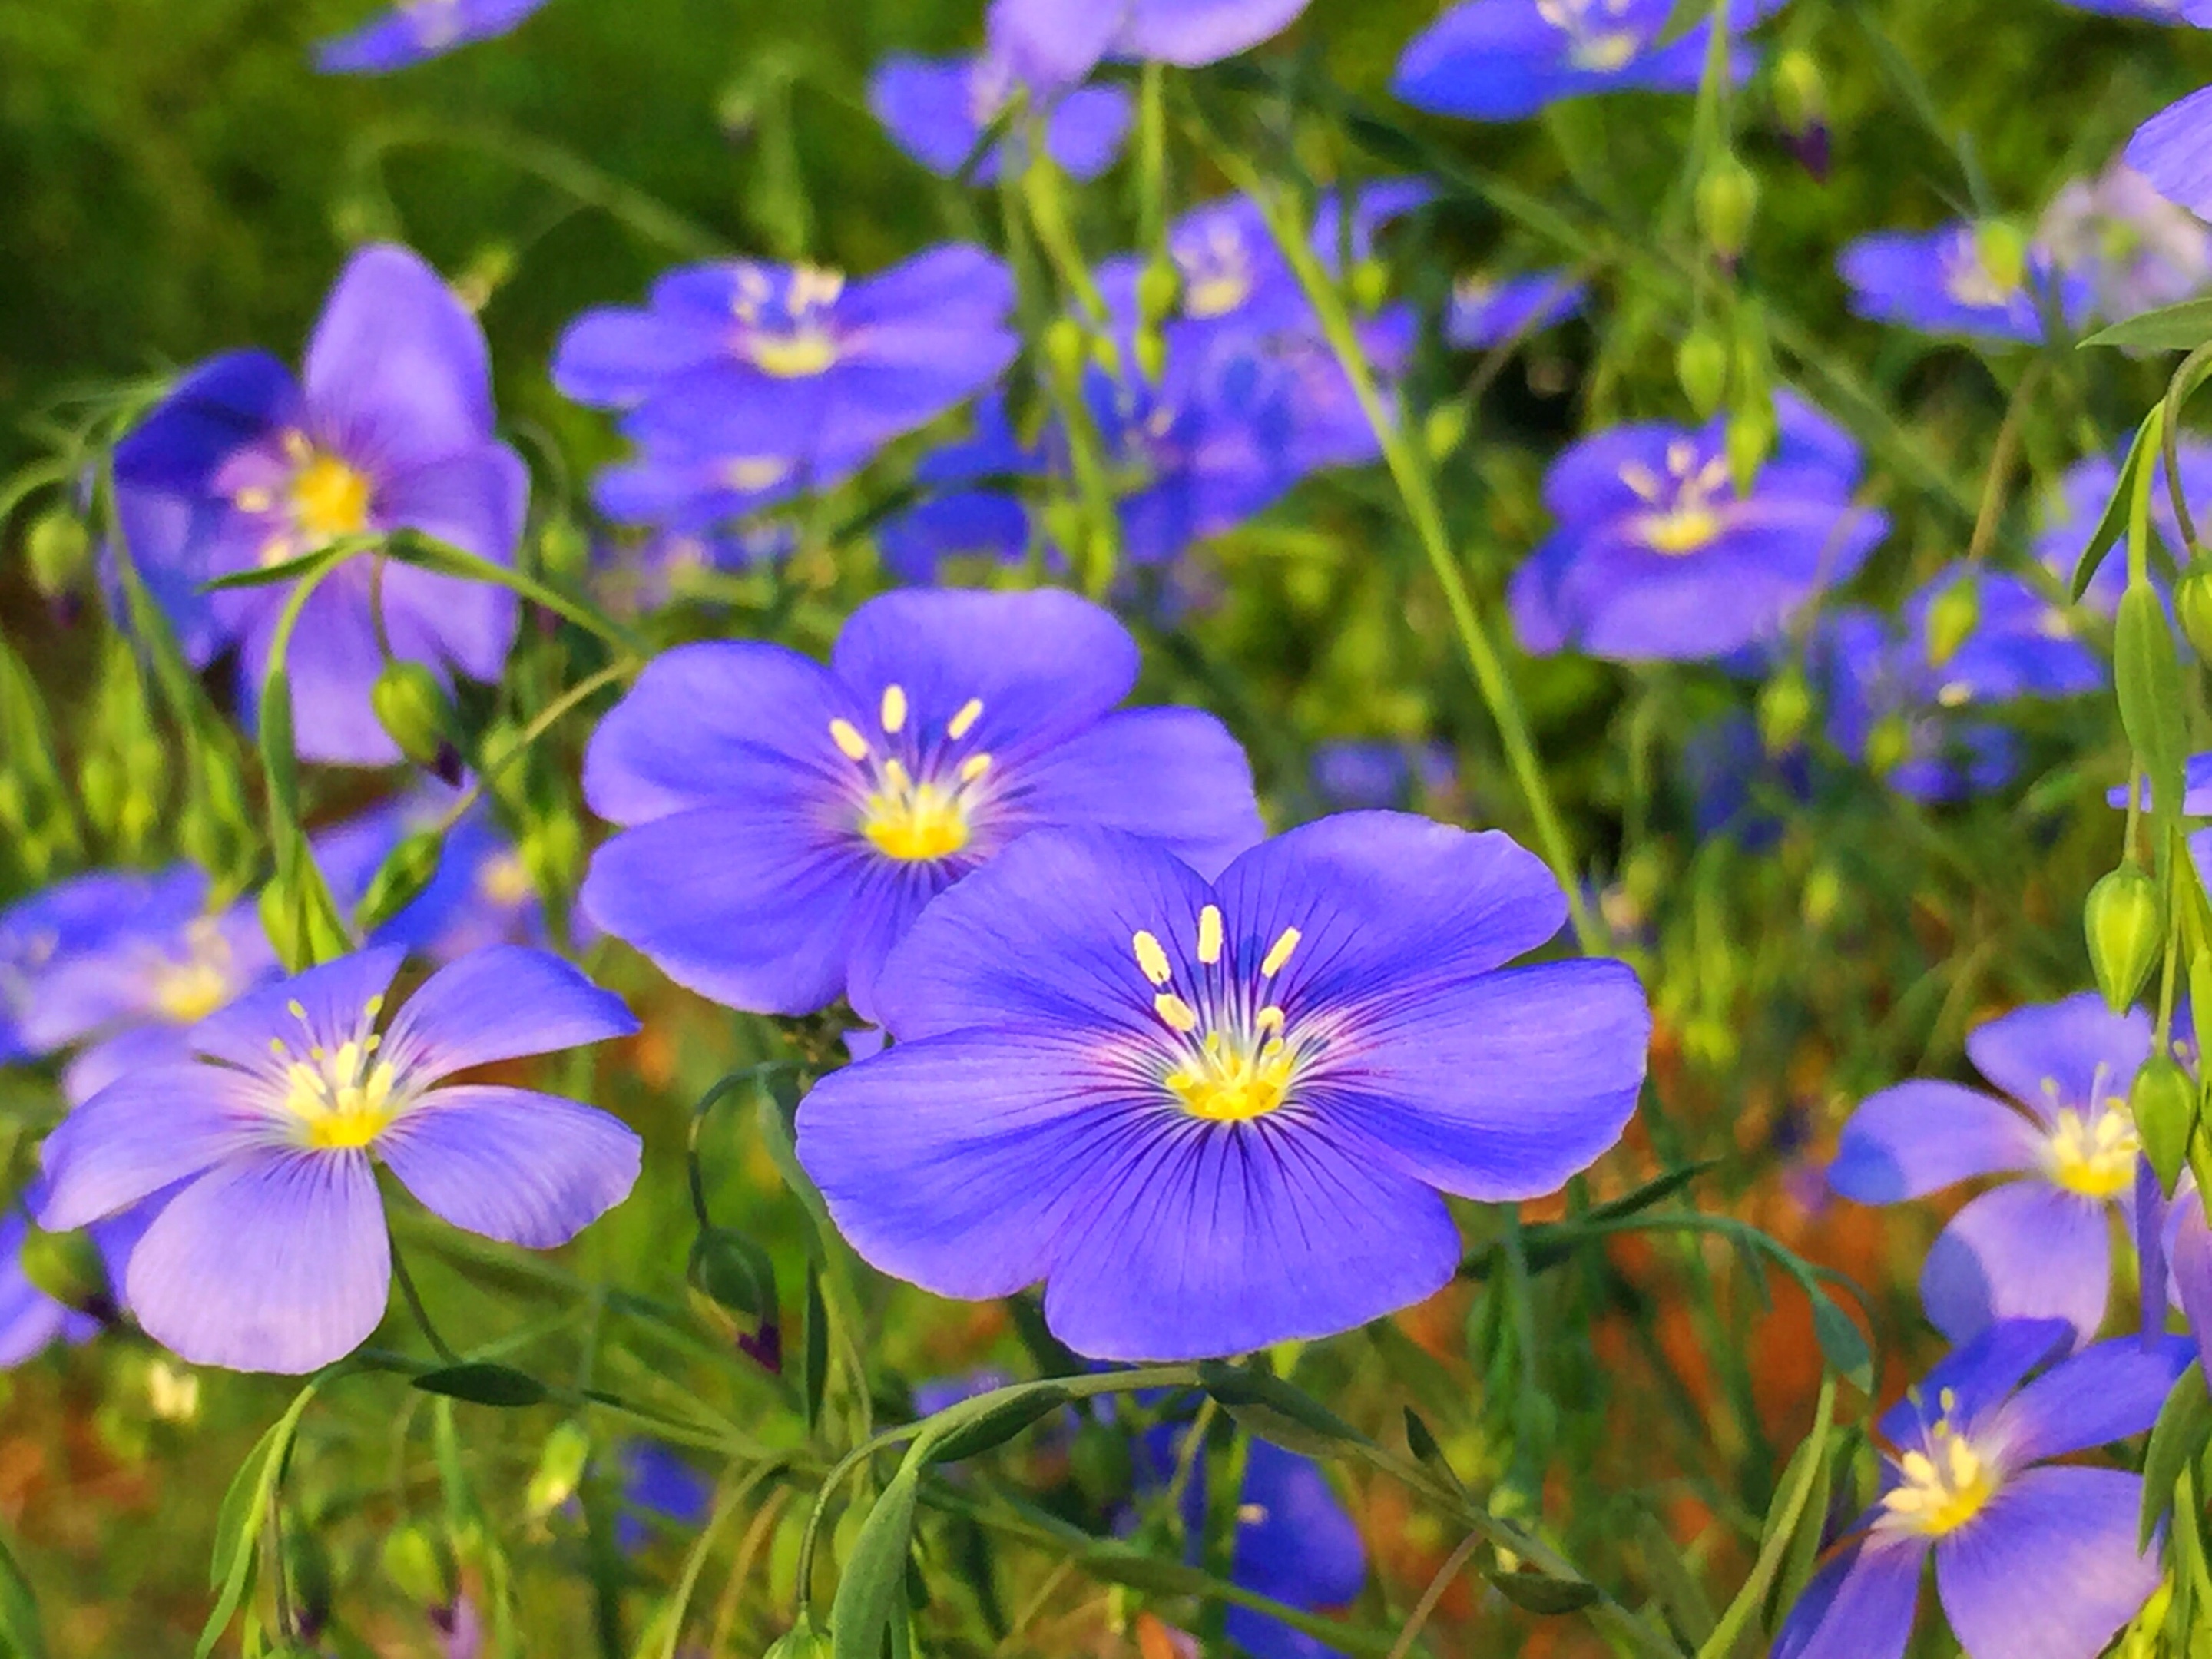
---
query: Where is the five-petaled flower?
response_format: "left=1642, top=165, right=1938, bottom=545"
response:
left=1839, top=223, right=2093, bottom=343
left=579, top=588, right=1264, bottom=1022
left=796, top=813, right=1649, bottom=1359
left=112, top=244, right=527, bottom=765
left=1776, top=1319, right=2187, bottom=1659
left=36, top=945, right=641, bottom=1373
left=1828, top=994, right=2151, bottom=1346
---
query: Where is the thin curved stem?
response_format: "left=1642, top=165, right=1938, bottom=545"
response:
left=1384, top=1530, right=1483, bottom=1659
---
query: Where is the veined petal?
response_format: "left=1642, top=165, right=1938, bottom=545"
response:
left=379, top=946, right=637, bottom=1086
left=1115, top=0, right=1312, bottom=65
left=38, top=1065, right=284, bottom=1231
left=2167, top=1189, right=2212, bottom=1382
left=126, top=1151, right=390, bottom=1374
left=1828, top=1081, right=2046, bottom=1203
left=378, top=1085, right=641, bottom=1248
left=1988, top=1334, right=2192, bottom=1465
left=1934, top=1467, right=2159, bottom=1659
left=187, top=946, right=406, bottom=1077
left=1919, top=1183, right=2112, bottom=1349
left=2128, top=86, right=2212, bottom=222
left=1879, top=1319, right=2075, bottom=1448
left=1772, top=1535, right=1926, bottom=1659
left=303, top=245, right=498, bottom=471
left=1008, top=707, right=1265, bottom=880
left=1963, top=995, right=2151, bottom=1125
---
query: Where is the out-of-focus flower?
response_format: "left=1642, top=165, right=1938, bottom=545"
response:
left=0, top=1214, right=101, bottom=1366
left=316, top=0, right=548, bottom=74
left=2108, top=753, right=2212, bottom=813
left=1828, top=994, right=2148, bottom=1346
left=594, top=524, right=795, bottom=612
left=1776, top=1319, right=2186, bottom=1659
left=1839, top=223, right=2094, bottom=343
left=315, top=792, right=550, bottom=962
left=1681, top=712, right=1812, bottom=849
left=429, top=1593, right=485, bottom=1659
left=112, top=245, right=525, bottom=765
left=2129, top=85, right=2212, bottom=220
left=1508, top=392, right=1888, bottom=662
left=2051, top=0, right=2211, bottom=22
left=1445, top=270, right=1589, bottom=348
left=580, top=590, right=1263, bottom=1022
left=2041, top=162, right=2212, bottom=320
left=876, top=399, right=1041, bottom=585
left=617, top=1442, right=714, bottom=1552
left=1310, top=741, right=1455, bottom=810
left=1393, top=0, right=1780, bottom=124
left=797, top=814, right=1649, bottom=1359
left=2036, top=442, right=2212, bottom=595
left=1225, top=1442, right=1368, bottom=1659
left=38, top=945, right=639, bottom=1373
left=986, top=0, right=1313, bottom=80
left=552, top=247, right=1018, bottom=485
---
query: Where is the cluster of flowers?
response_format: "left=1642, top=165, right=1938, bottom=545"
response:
left=10, top=0, right=2212, bottom=1652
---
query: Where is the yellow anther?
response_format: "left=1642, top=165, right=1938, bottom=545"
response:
left=880, top=684, right=909, bottom=736
left=1879, top=1434, right=1997, bottom=1538
left=286, top=1000, right=307, bottom=1021
left=749, top=330, right=839, bottom=379
left=233, top=487, right=273, bottom=515
left=1133, top=931, right=1174, bottom=988
left=1154, top=993, right=1200, bottom=1034
left=959, top=753, right=992, bottom=783
left=1256, top=1005, right=1285, bottom=1035
left=948, top=698, right=985, bottom=740
left=1260, top=927, right=1302, bottom=978
left=1197, top=906, right=1224, bottom=965
left=830, top=719, right=871, bottom=762
left=290, top=453, right=373, bottom=542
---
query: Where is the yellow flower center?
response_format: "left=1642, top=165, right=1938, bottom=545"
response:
left=1131, top=912, right=1310, bottom=1125
left=478, top=851, right=535, bottom=908
left=1637, top=504, right=1724, bottom=555
left=830, top=687, right=992, bottom=865
left=1167, top=1026, right=1296, bottom=1123
left=2045, top=1103, right=2138, bottom=1199
left=1879, top=1420, right=1997, bottom=1538
left=748, top=329, right=840, bottom=379
left=151, top=921, right=235, bottom=1024
left=1538, top=0, right=1644, bottom=69
left=273, top=995, right=405, bottom=1151
left=1619, top=443, right=1734, bottom=557
left=290, top=453, right=374, bottom=543
left=1569, top=28, right=1641, bottom=69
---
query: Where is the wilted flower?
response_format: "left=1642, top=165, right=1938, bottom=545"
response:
left=580, top=589, right=1263, bottom=1021
left=1839, top=223, right=2093, bottom=343
left=2041, top=161, right=2212, bottom=321
left=112, top=245, right=525, bottom=765
left=552, top=247, right=1018, bottom=484
left=1508, top=392, right=1889, bottom=661
left=1394, top=0, right=1778, bottom=124
left=796, top=813, right=1649, bottom=1359
left=316, top=0, right=548, bottom=73
left=37, top=945, right=639, bottom=1373
left=1827, top=994, right=2150, bottom=1345
left=1445, top=270, right=1589, bottom=349
left=2129, top=85, right=2212, bottom=220
left=1777, top=1319, right=2187, bottom=1659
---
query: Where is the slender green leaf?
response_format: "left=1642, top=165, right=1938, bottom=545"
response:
left=803, top=1263, right=829, bottom=1435
left=1806, top=1290, right=1873, bottom=1394
left=1402, top=1408, right=1466, bottom=1495
left=412, top=1363, right=550, bottom=1409
left=1488, top=1568, right=1602, bottom=1615
left=923, top=1386, right=1072, bottom=1466
left=829, top=1467, right=920, bottom=1659
left=1197, top=1361, right=1362, bottom=1456
left=199, top=1379, right=325, bottom=1657
left=2082, top=297, right=2212, bottom=353
left=2141, top=1366, right=2212, bottom=1550
left=2073, top=410, right=2161, bottom=601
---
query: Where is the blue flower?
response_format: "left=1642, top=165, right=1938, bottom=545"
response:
left=2130, top=85, right=2212, bottom=220
left=1445, top=271, right=1589, bottom=349
left=112, top=245, right=527, bottom=765
left=877, top=401, right=1041, bottom=585
left=1226, top=1442, right=1368, bottom=1659
left=2041, top=162, right=2212, bottom=322
left=617, top=1442, right=714, bottom=1553
left=795, top=813, right=1649, bottom=1359
left=2110, top=754, right=2212, bottom=813
left=580, top=589, right=1263, bottom=1022
left=985, top=0, right=1314, bottom=78
left=1839, top=223, right=2094, bottom=343
left=1776, top=1320, right=2187, bottom=1659
left=316, top=791, right=552, bottom=963
left=0, top=873, right=199, bottom=1068
left=315, top=0, right=548, bottom=74
left=0, top=1214, right=103, bottom=1367
left=36, top=945, right=639, bottom=1373
left=1828, top=994, right=2150, bottom=1346
left=2051, top=0, right=2210, bottom=20
left=1394, top=0, right=1780, bottom=124
left=1508, top=392, right=1889, bottom=662
left=1681, top=712, right=1811, bottom=849
left=553, top=247, right=1018, bottom=487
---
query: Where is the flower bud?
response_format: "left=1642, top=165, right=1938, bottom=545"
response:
left=355, top=830, right=446, bottom=935
left=763, top=1611, right=834, bottom=1659
left=1925, top=575, right=1981, bottom=667
left=382, top=1525, right=449, bottom=1608
left=526, top=1422, right=593, bottom=1518
left=25, top=508, right=90, bottom=599
left=2177, top=560, right=2212, bottom=661
left=2085, top=864, right=2164, bottom=1014
left=1043, top=317, right=1091, bottom=386
left=1350, top=259, right=1391, bottom=314
left=1136, top=256, right=1181, bottom=327
left=2133, top=1053, right=2197, bottom=1195
left=371, top=661, right=456, bottom=770
left=1424, top=399, right=1471, bottom=462
left=1758, top=664, right=1813, bottom=754
left=1677, top=326, right=1730, bottom=419
left=1802, top=863, right=1843, bottom=929
left=1866, top=714, right=1912, bottom=779
left=1973, top=220, right=2029, bottom=296
left=1135, top=326, right=1168, bottom=386
left=1696, top=155, right=1760, bottom=262
left=1726, top=396, right=1776, bottom=496
left=538, top=517, right=590, bottom=584
left=18, top=1224, right=106, bottom=1312
left=1773, top=49, right=1826, bottom=137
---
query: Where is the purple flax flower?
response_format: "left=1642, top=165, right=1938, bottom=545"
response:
left=1227, top=1442, right=1368, bottom=1659
left=1508, top=392, right=1888, bottom=661
left=2110, top=755, right=2212, bottom=813
left=1776, top=1319, right=2187, bottom=1659
left=1829, top=995, right=2151, bottom=1345
left=552, top=247, right=1017, bottom=482
left=1445, top=271, right=1589, bottom=349
left=2040, top=443, right=2212, bottom=598
left=590, top=434, right=836, bottom=540
left=871, top=19, right=1133, bottom=186
left=617, top=1443, right=714, bottom=1553
left=113, top=245, right=525, bottom=766
left=988, top=0, right=1313, bottom=77
left=1393, top=0, right=1778, bottom=124
left=875, top=393, right=1044, bottom=585
left=1839, top=224, right=2094, bottom=343
left=581, top=589, right=1263, bottom=1022
left=1682, top=712, right=1812, bottom=849
left=796, top=813, right=1650, bottom=1359
left=2042, top=162, right=2212, bottom=321
left=0, top=872, right=191, bottom=1066
left=316, top=0, right=548, bottom=73
left=35, top=945, right=639, bottom=1373
left=2131, top=86, right=2212, bottom=220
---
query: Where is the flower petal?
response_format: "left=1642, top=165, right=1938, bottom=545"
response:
left=1008, top=707, right=1265, bottom=880
left=37, top=1065, right=283, bottom=1231
left=2167, top=1189, right=2212, bottom=1381
left=379, top=1085, right=641, bottom=1248
left=126, top=1151, right=389, bottom=1374
left=2128, top=86, right=2212, bottom=222
left=1827, top=1081, right=2045, bottom=1203
left=1116, top=0, right=1312, bottom=65
left=0, top=1215, right=87, bottom=1368
left=188, top=946, right=406, bottom=1076
left=1772, top=1536, right=1926, bottom=1659
left=379, top=946, right=637, bottom=1085
left=1232, top=1442, right=1366, bottom=1610
left=1878, top=1319, right=2075, bottom=1448
left=235, top=571, right=403, bottom=765
left=1319, top=959, right=1648, bottom=1201
left=1988, top=1334, right=2194, bottom=1465
left=1920, top=1183, right=2112, bottom=1349
left=1934, top=1466, right=2158, bottom=1659
left=303, top=245, right=497, bottom=471
left=1962, top=995, right=2151, bottom=1126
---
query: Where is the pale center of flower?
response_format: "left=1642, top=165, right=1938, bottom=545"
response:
left=291, top=452, right=375, bottom=543
left=1942, top=240, right=2017, bottom=310
left=273, top=994, right=406, bottom=1151
left=1180, top=225, right=1257, bottom=320
left=1538, top=0, right=1644, bottom=69
left=1619, top=442, right=1734, bottom=556
left=151, top=919, right=237, bottom=1024
left=1878, top=1405, right=1998, bottom=1538
left=733, top=263, right=846, bottom=379
left=2045, top=1101, right=2137, bottom=1198
left=830, top=687, right=992, bottom=865
left=478, top=850, right=535, bottom=908
left=1131, top=909, right=1312, bottom=1124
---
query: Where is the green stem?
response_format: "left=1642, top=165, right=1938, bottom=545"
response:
left=388, top=1237, right=460, bottom=1368
left=1695, top=1374, right=1836, bottom=1659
